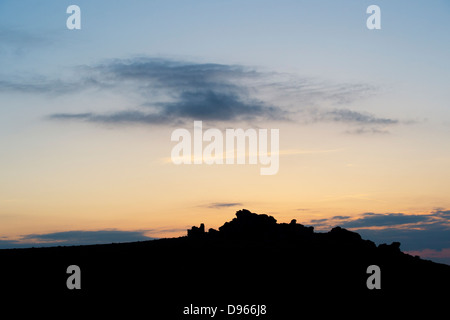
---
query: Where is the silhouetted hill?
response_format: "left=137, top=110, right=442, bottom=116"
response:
left=1, top=209, right=449, bottom=317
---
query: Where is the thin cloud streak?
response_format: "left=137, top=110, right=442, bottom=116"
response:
left=205, top=202, right=244, bottom=209
left=0, top=229, right=155, bottom=249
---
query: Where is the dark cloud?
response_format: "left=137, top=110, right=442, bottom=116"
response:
left=308, top=211, right=448, bottom=230
left=434, top=209, right=450, bottom=217
left=152, top=227, right=189, bottom=234
left=50, top=112, right=95, bottom=120
left=50, top=90, right=285, bottom=125
left=0, top=79, right=61, bottom=94
left=47, top=58, right=288, bottom=125
left=93, top=58, right=255, bottom=92
left=309, top=215, right=351, bottom=226
left=356, top=223, right=450, bottom=252
left=0, top=56, right=399, bottom=129
left=0, top=76, right=103, bottom=95
left=49, top=111, right=168, bottom=125
left=332, top=215, right=351, bottom=220
left=339, top=212, right=431, bottom=228
left=304, top=108, right=397, bottom=135
left=205, top=202, right=244, bottom=209
left=344, top=127, right=390, bottom=135
left=0, top=27, right=52, bottom=56
left=306, top=209, right=450, bottom=264
left=0, top=229, right=154, bottom=249
left=0, top=240, right=31, bottom=249
left=160, top=90, right=284, bottom=122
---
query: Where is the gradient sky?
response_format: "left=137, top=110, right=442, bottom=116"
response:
left=1, top=1, right=450, bottom=264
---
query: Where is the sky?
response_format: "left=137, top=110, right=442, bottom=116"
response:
left=0, top=0, right=450, bottom=264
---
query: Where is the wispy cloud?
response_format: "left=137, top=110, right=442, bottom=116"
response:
left=339, top=212, right=431, bottom=228
left=406, top=248, right=450, bottom=265
left=0, top=56, right=400, bottom=131
left=161, top=148, right=342, bottom=164
left=310, top=215, right=350, bottom=224
left=48, top=58, right=287, bottom=124
left=319, top=109, right=397, bottom=125
left=344, top=127, right=390, bottom=135
left=304, top=209, right=450, bottom=264
left=0, top=229, right=154, bottom=249
left=21, top=229, right=153, bottom=243
left=203, top=202, right=244, bottom=209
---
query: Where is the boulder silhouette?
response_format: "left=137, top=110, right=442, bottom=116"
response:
left=189, top=209, right=314, bottom=241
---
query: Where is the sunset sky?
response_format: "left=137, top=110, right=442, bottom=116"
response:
left=1, top=1, right=450, bottom=264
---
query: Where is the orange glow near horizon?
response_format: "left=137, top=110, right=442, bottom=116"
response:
left=1, top=120, right=450, bottom=239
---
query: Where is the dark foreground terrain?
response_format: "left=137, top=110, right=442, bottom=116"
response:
left=1, top=209, right=449, bottom=317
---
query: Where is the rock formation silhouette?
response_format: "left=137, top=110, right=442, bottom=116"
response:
left=0, top=209, right=448, bottom=317
left=187, top=209, right=396, bottom=252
